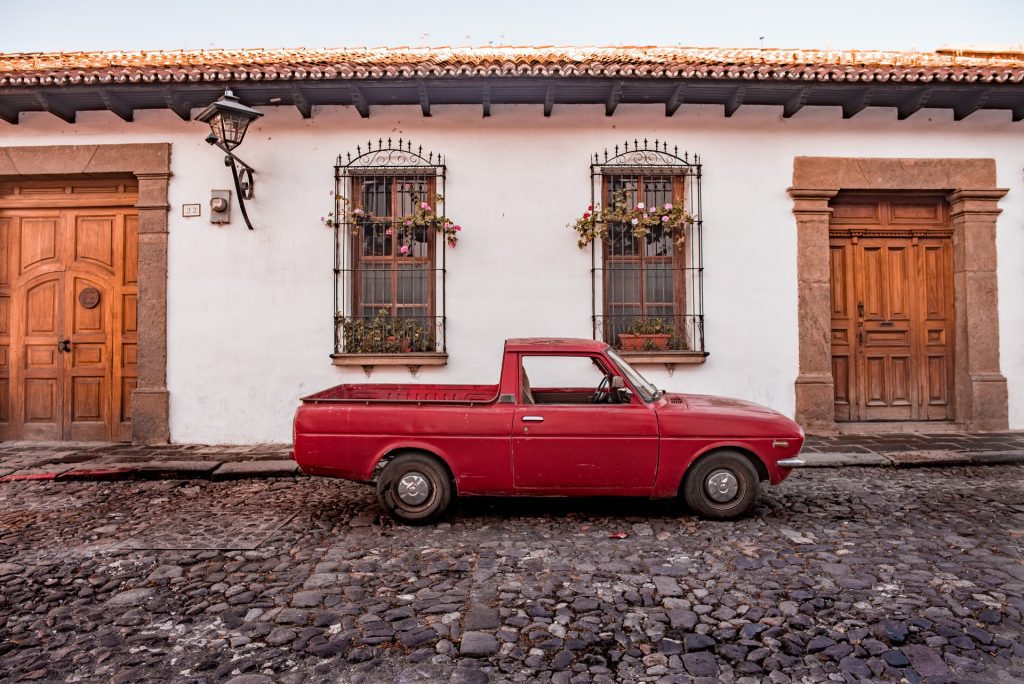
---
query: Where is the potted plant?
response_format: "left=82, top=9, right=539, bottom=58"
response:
left=617, top=317, right=673, bottom=352
left=324, top=190, right=463, bottom=250
left=569, top=191, right=691, bottom=249
left=341, top=309, right=435, bottom=354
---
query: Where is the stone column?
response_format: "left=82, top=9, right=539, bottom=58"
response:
left=788, top=188, right=839, bottom=434
left=133, top=173, right=171, bottom=444
left=948, top=189, right=1009, bottom=432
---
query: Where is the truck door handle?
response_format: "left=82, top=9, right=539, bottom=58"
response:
left=521, top=416, right=544, bottom=423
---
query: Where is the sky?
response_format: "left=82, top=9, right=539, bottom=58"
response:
left=1, top=0, right=1022, bottom=54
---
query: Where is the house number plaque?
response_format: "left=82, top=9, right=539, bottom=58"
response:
left=79, top=287, right=100, bottom=309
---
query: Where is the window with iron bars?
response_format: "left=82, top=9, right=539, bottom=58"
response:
left=332, top=140, right=447, bottom=361
left=591, top=141, right=706, bottom=360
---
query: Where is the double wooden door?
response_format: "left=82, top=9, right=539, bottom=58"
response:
left=830, top=197, right=954, bottom=422
left=0, top=180, right=138, bottom=441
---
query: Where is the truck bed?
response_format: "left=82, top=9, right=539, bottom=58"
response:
left=301, top=383, right=500, bottom=404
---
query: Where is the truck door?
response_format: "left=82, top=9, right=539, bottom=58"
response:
left=512, top=353, right=659, bottom=491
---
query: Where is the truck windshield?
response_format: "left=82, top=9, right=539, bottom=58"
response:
left=606, top=348, right=662, bottom=402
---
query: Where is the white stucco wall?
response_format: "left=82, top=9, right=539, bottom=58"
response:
left=2, top=103, right=1022, bottom=442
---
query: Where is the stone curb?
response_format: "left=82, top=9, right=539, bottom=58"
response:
left=0, top=450, right=1021, bottom=484
left=0, top=460, right=305, bottom=483
left=795, top=450, right=1024, bottom=469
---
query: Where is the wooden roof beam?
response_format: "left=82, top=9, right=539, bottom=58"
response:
left=99, top=89, right=133, bottom=122
left=842, top=88, right=874, bottom=119
left=897, top=87, right=932, bottom=120
left=544, top=85, right=555, bottom=117
left=350, top=84, right=369, bottom=118
left=482, top=84, right=491, bottom=117
left=418, top=82, right=431, bottom=117
left=605, top=81, right=622, bottom=117
left=953, top=88, right=990, bottom=121
left=163, top=88, right=192, bottom=121
left=782, top=87, right=810, bottom=118
left=34, top=91, right=76, bottom=123
left=724, top=85, right=745, bottom=117
left=292, top=86, right=312, bottom=119
left=665, top=84, right=686, bottom=117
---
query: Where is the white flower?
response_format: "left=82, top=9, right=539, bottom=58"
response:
left=630, top=218, right=639, bottom=225
left=636, top=202, right=645, bottom=210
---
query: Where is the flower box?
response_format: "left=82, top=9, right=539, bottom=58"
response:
left=617, top=333, right=671, bottom=352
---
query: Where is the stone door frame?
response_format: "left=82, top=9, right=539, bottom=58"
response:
left=0, top=144, right=171, bottom=444
left=789, top=157, right=1008, bottom=434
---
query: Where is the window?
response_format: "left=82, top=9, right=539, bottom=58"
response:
left=590, top=141, right=705, bottom=360
left=521, top=355, right=625, bottom=405
left=333, top=140, right=448, bottom=363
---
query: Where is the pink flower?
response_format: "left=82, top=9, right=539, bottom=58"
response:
left=404, top=184, right=411, bottom=190
left=454, top=225, right=461, bottom=231
left=448, top=239, right=456, bottom=248
left=642, top=214, right=649, bottom=220
left=405, top=220, right=412, bottom=226
left=636, top=202, right=645, bottom=210
left=587, top=204, right=594, bottom=211
left=399, top=245, right=409, bottom=254
left=353, top=208, right=363, bottom=215
left=664, top=203, right=673, bottom=210
left=420, top=202, right=430, bottom=210
left=385, top=228, right=393, bottom=235
left=661, top=215, right=669, bottom=222
left=583, top=212, right=591, bottom=219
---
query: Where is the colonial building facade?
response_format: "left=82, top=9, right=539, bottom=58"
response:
left=0, top=47, right=1020, bottom=443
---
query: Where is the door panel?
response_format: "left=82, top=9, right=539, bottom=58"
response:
left=829, top=197, right=954, bottom=422
left=19, top=273, right=64, bottom=439
left=0, top=181, right=137, bottom=441
left=512, top=405, right=659, bottom=490
left=19, top=216, right=60, bottom=275
left=66, top=275, right=112, bottom=440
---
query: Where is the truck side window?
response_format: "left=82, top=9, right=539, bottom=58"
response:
left=521, top=355, right=621, bottom=405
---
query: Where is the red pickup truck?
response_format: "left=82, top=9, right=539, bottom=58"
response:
left=293, top=338, right=804, bottom=523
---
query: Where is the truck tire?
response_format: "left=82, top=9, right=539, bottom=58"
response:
left=376, top=453, right=453, bottom=524
left=682, top=450, right=759, bottom=520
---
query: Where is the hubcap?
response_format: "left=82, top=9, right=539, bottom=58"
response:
left=705, top=469, right=739, bottom=503
left=397, top=472, right=431, bottom=506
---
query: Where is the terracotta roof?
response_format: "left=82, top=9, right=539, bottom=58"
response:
left=2, top=46, right=1024, bottom=88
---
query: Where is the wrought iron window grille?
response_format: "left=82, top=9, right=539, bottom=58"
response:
left=589, top=139, right=706, bottom=360
left=333, top=139, right=447, bottom=358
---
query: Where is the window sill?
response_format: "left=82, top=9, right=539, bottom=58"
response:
left=617, top=350, right=708, bottom=365
left=331, top=352, right=449, bottom=368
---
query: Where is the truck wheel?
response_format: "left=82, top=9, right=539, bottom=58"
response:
left=682, top=451, right=759, bottom=519
left=376, top=454, right=453, bottom=524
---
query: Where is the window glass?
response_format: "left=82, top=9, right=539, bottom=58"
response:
left=522, top=355, right=608, bottom=389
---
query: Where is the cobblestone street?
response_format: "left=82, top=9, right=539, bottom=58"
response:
left=1, top=466, right=1023, bottom=683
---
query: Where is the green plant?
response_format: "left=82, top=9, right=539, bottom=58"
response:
left=625, top=317, right=672, bottom=335
left=323, top=191, right=462, bottom=250
left=570, top=191, right=692, bottom=249
left=341, top=309, right=435, bottom=353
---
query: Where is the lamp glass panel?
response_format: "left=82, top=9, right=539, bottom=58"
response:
left=222, top=113, right=248, bottom=147
left=206, top=111, right=224, bottom=143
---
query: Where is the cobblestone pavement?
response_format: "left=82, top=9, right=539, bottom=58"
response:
left=1, top=466, right=1023, bottom=683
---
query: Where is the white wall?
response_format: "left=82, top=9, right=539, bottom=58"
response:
left=2, top=102, right=1022, bottom=442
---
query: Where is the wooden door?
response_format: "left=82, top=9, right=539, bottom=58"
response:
left=0, top=180, right=138, bottom=441
left=830, top=197, right=954, bottom=422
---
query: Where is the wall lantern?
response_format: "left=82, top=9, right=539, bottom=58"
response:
left=196, top=89, right=264, bottom=230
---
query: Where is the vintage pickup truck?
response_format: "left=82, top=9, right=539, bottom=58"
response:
left=293, top=338, right=805, bottom=523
